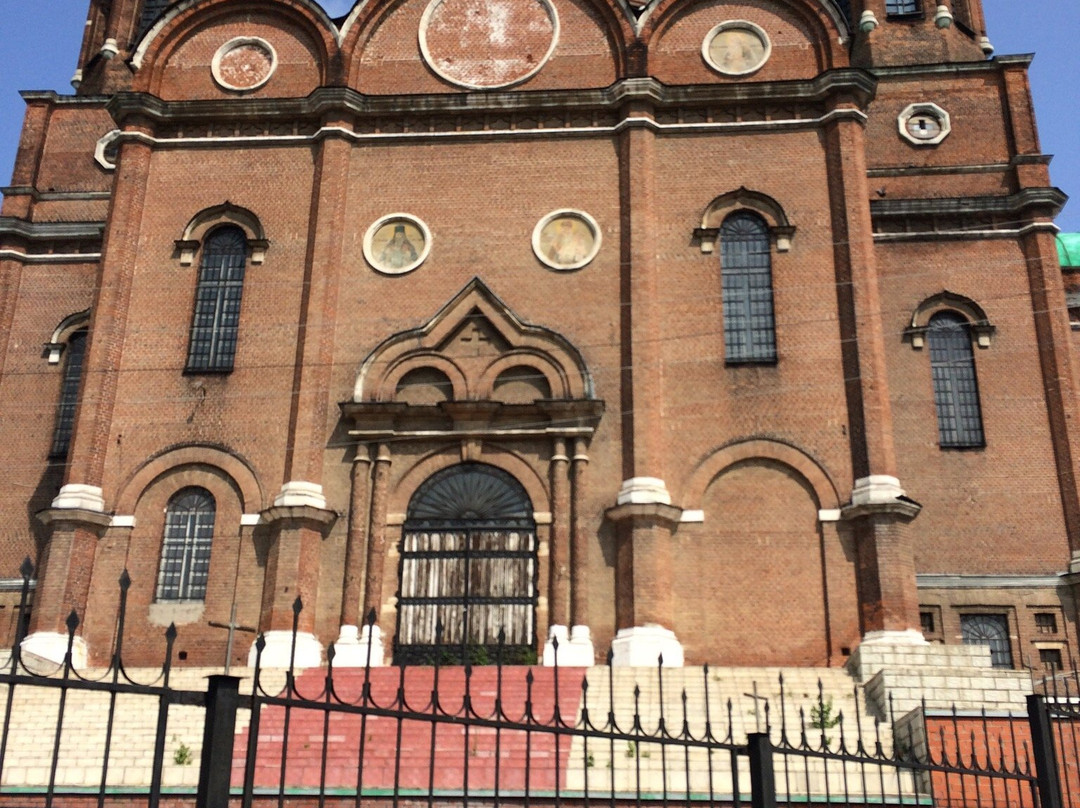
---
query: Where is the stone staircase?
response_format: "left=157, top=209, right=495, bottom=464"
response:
left=0, top=662, right=923, bottom=799
left=564, top=666, right=914, bottom=799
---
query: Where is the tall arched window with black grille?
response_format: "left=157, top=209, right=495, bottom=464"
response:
left=721, top=211, right=776, bottom=364
left=928, top=311, right=985, bottom=448
left=157, top=487, right=215, bottom=601
left=186, top=225, right=248, bottom=373
left=50, top=329, right=87, bottom=458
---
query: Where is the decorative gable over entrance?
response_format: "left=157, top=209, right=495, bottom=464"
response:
left=344, top=278, right=602, bottom=435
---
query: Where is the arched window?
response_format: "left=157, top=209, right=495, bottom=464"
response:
left=186, top=225, right=248, bottom=373
left=50, top=329, right=88, bottom=458
left=157, top=487, right=215, bottom=601
left=721, top=211, right=776, bottom=363
left=138, top=0, right=170, bottom=36
left=928, top=311, right=985, bottom=448
left=886, top=0, right=920, bottom=15
left=395, top=463, right=537, bottom=665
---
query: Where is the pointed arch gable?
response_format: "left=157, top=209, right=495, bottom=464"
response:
left=682, top=438, right=840, bottom=513
left=353, top=279, right=594, bottom=402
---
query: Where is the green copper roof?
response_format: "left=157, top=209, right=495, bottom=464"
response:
left=1059, top=233, right=1080, bottom=268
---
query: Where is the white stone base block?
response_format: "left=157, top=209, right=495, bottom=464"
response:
left=610, top=624, right=684, bottom=667
left=248, top=630, right=323, bottom=668
left=542, top=625, right=596, bottom=667
left=272, top=480, right=327, bottom=509
left=21, top=631, right=88, bottom=668
left=331, top=624, right=386, bottom=667
left=616, top=477, right=672, bottom=506
left=860, top=629, right=929, bottom=646
left=50, top=484, right=105, bottom=512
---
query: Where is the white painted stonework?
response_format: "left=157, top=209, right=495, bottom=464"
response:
left=860, top=629, right=929, bottom=646
left=851, top=475, right=906, bottom=506
left=21, top=631, right=88, bottom=668
left=51, top=484, right=105, bottom=512
left=273, top=480, right=327, bottom=510
left=610, top=624, right=684, bottom=667
left=249, top=630, right=323, bottom=668
left=331, top=624, right=386, bottom=667
left=542, top=624, right=595, bottom=667
left=616, top=477, right=671, bottom=506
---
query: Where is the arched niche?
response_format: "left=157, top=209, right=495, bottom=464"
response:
left=131, top=0, right=336, bottom=98
left=682, top=438, right=840, bottom=515
left=114, top=444, right=264, bottom=515
left=905, top=291, right=995, bottom=350
left=695, top=188, right=796, bottom=254
left=175, top=203, right=268, bottom=266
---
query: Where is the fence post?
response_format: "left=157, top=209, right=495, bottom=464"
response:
left=747, top=732, right=777, bottom=808
left=1026, top=694, right=1064, bottom=808
left=197, top=675, right=241, bottom=808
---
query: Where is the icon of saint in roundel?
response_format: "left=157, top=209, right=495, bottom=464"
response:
left=380, top=224, right=419, bottom=269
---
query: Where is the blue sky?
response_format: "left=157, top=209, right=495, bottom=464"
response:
left=1, top=0, right=1077, bottom=231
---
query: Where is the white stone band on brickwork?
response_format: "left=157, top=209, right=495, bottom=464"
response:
left=332, top=624, right=386, bottom=667
left=249, top=630, right=323, bottom=668
left=21, top=631, right=88, bottom=668
left=616, top=477, right=672, bottom=506
left=610, top=625, right=684, bottom=667
left=542, top=624, right=595, bottom=667
left=850, top=475, right=906, bottom=506
left=51, top=484, right=106, bottom=512
left=273, top=481, right=327, bottom=509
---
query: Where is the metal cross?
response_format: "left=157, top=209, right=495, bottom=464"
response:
left=208, top=601, right=256, bottom=675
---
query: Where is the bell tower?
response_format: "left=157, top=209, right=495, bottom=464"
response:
left=72, top=0, right=168, bottom=94
left=848, top=0, right=992, bottom=66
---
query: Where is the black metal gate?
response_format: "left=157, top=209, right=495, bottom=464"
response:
left=394, top=463, right=538, bottom=665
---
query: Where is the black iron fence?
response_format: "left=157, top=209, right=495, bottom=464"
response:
left=0, top=563, right=1070, bottom=808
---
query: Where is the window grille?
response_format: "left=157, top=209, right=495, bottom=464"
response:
left=138, top=0, right=171, bottom=36
left=721, top=211, right=776, bottom=363
left=1035, top=612, right=1058, bottom=634
left=928, top=312, right=984, bottom=447
left=1039, top=648, right=1063, bottom=672
left=50, top=329, right=87, bottom=458
left=157, top=487, right=215, bottom=601
left=186, top=225, right=248, bottom=373
left=960, top=613, right=1013, bottom=669
left=396, top=463, right=537, bottom=665
left=886, top=0, right=921, bottom=14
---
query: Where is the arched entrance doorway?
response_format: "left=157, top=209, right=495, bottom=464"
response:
left=394, top=463, right=537, bottom=665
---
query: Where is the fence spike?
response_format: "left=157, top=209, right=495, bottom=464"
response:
left=119, top=569, right=131, bottom=590
left=19, top=557, right=33, bottom=579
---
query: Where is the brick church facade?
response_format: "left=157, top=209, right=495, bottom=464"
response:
left=0, top=0, right=1075, bottom=672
